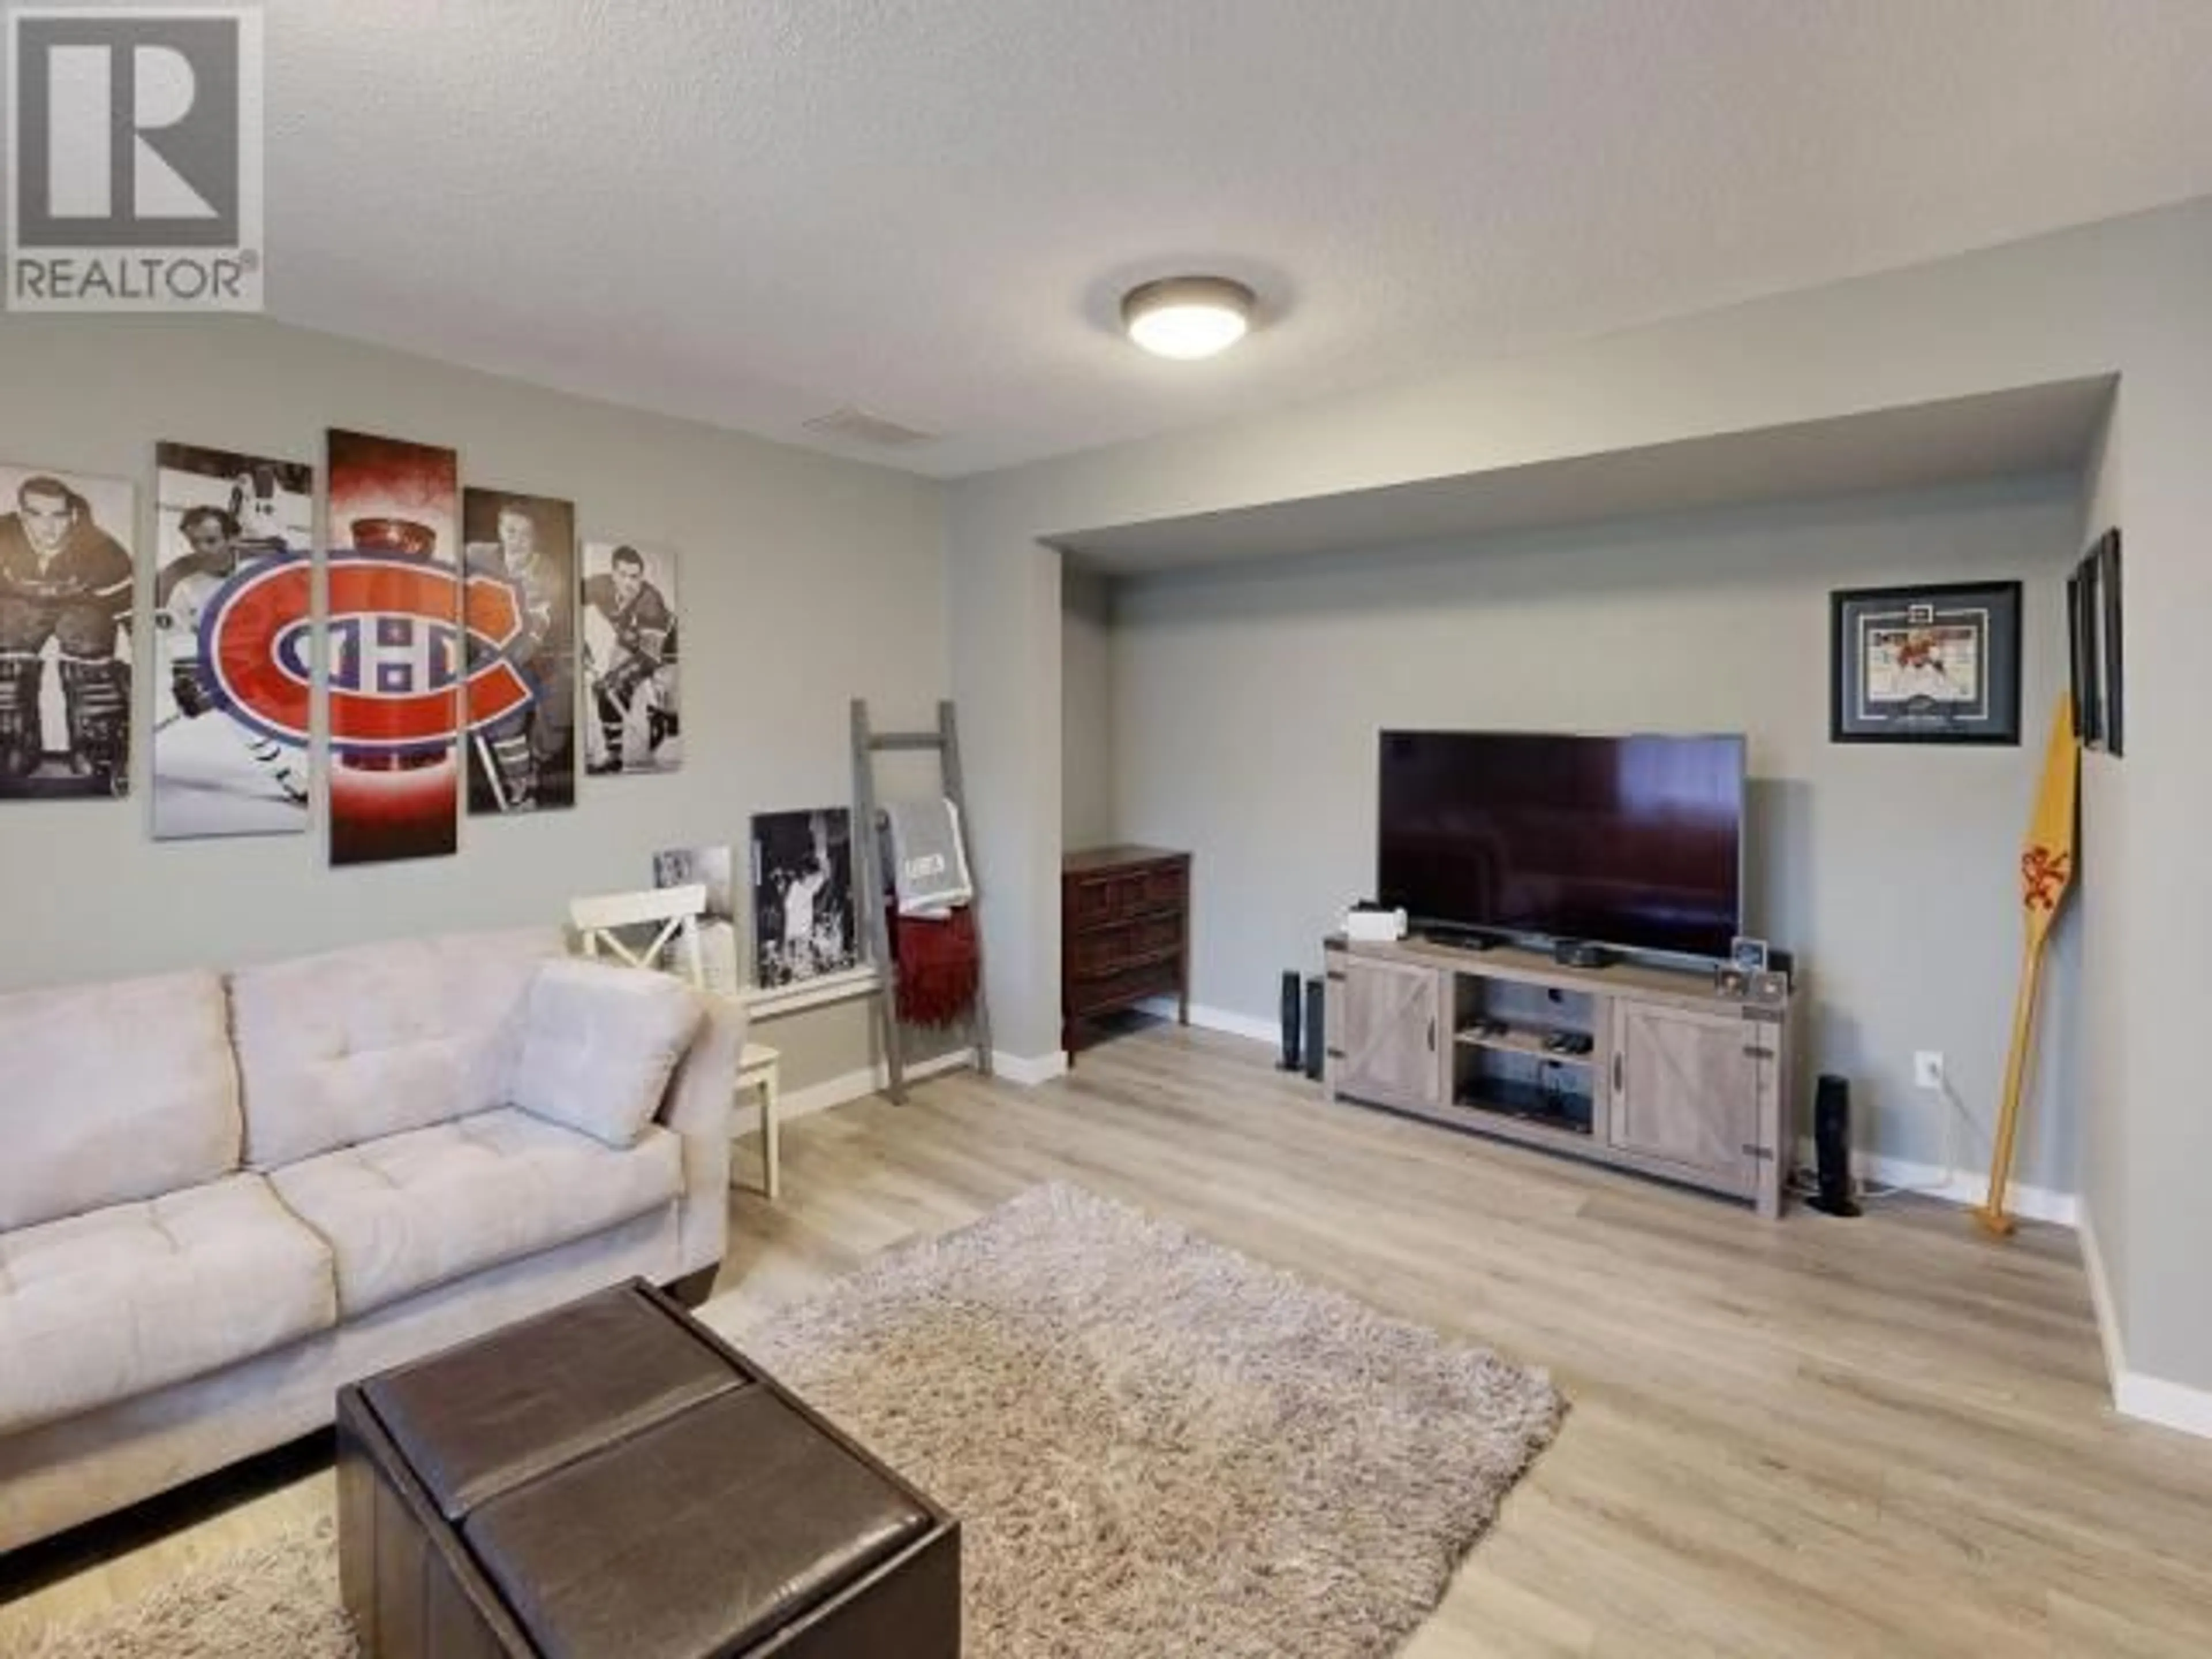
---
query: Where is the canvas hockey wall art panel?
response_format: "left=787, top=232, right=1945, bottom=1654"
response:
left=581, top=540, right=680, bottom=776
left=326, top=429, right=463, bottom=865
left=151, top=442, right=313, bottom=839
left=462, top=487, right=577, bottom=815
left=0, top=463, right=134, bottom=801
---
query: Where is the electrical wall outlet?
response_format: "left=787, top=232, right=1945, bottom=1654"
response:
left=1914, top=1051, right=1946, bottom=1089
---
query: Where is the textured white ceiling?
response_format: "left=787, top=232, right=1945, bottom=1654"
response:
left=264, top=2, right=2212, bottom=477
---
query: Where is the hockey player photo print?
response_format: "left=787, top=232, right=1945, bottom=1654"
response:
left=463, top=488, right=577, bottom=814
left=581, top=540, right=680, bottom=775
left=151, top=443, right=314, bottom=838
left=0, top=463, right=134, bottom=800
left=752, top=808, right=859, bottom=989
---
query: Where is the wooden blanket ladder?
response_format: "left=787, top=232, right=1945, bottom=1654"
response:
left=851, top=698, right=994, bottom=1103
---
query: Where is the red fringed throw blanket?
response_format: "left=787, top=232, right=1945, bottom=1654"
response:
left=893, top=906, right=980, bottom=1027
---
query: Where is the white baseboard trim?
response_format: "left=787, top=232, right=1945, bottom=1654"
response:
left=2078, top=1209, right=2130, bottom=1399
left=1147, top=1002, right=2093, bottom=1229
left=757, top=1046, right=1069, bottom=1132
left=760, top=1044, right=1066, bottom=1131
left=2115, top=1373, right=2212, bottom=1440
left=2078, top=1206, right=2212, bottom=1440
left=771, top=1050, right=976, bottom=1124
left=1792, top=1141, right=2078, bottom=1228
left=1135, top=997, right=1280, bottom=1047
left=993, top=1049, right=1069, bottom=1086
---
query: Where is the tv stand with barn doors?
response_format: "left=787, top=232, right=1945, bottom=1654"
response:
left=1322, top=934, right=1794, bottom=1217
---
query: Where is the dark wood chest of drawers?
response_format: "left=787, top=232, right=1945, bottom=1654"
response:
left=1062, top=845, right=1190, bottom=1058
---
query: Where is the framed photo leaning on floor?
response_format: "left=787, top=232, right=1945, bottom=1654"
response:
left=1829, top=579, right=2022, bottom=745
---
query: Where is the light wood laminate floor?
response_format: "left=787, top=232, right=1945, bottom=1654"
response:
left=6, top=1021, right=2210, bottom=1656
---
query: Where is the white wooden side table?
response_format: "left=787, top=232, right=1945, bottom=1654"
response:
left=734, top=1043, right=782, bottom=1200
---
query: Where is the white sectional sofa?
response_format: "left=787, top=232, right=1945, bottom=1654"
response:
left=0, top=926, right=744, bottom=1553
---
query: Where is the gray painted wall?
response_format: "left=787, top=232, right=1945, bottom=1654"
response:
left=1107, top=479, right=2082, bottom=1193
left=1062, top=566, right=1116, bottom=849
left=950, top=198, right=2212, bottom=1401
left=945, top=518, right=1063, bottom=1063
left=0, top=314, right=949, bottom=1094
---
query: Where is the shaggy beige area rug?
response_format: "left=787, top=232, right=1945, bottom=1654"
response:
left=5, top=1519, right=349, bottom=1659
left=12, top=1183, right=1561, bottom=1659
left=720, top=1183, right=1563, bottom=1656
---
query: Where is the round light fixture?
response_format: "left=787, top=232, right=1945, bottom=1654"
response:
left=1122, top=275, right=1255, bottom=360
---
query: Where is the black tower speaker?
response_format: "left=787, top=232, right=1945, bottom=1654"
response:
left=1302, top=978, right=1326, bottom=1082
left=1808, top=1074, right=1861, bottom=1217
left=1278, top=971, right=1303, bottom=1071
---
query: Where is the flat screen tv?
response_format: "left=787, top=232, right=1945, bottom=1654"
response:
left=1377, top=730, right=1745, bottom=962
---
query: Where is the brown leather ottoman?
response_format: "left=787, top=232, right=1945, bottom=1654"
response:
left=336, top=1281, right=959, bottom=1658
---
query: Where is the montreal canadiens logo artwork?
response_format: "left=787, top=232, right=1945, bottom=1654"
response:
left=197, top=552, right=537, bottom=755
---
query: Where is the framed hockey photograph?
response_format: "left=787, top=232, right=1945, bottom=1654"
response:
left=463, top=487, right=577, bottom=815
left=0, top=461, right=135, bottom=800
left=151, top=443, right=314, bottom=839
left=581, top=540, right=680, bottom=775
left=751, top=808, right=858, bottom=989
left=1829, top=579, right=2022, bottom=745
left=327, top=430, right=463, bottom=865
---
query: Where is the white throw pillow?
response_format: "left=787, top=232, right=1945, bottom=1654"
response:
left=507, top=959, right=704, bottom=1148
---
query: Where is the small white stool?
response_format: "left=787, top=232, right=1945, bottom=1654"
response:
left=734, top=1042, right=782, bottom=1200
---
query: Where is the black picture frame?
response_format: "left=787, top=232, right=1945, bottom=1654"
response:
left=2070, top=556, right=2103, bottom=748
left=2065, top=569, right=2086, bottom=743
left=1829, top=579, right=2024, bottom=745
left=749, top=808, right=860, bottom=989
left=2071, top=529, right=2123, bottom=755
left=2096, top=528, right=2124, bottom=757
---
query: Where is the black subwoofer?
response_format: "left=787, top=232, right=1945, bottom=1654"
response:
left=1808, top=1074, right=1861, bottom=1217
left=1302, top=978, right=1326, bottom=1082
left=1279, top=971, right=1303, bottom=1071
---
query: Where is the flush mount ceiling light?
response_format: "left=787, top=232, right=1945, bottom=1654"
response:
left=1121, top=275, right=1256, bottom=360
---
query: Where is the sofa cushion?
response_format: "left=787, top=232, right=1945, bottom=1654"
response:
left=232, top=927, right=563, bottom=1170
left=509, top=960, right=703, bottom=1149
left=0, top=971, right=238, bottom=1233
left=269, top=1109, right=683, bottom=1318
left=0, top=1175, right=336, bottom=1435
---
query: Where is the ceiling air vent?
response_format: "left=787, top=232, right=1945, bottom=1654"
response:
left=802, top=407, right=938, bottom=449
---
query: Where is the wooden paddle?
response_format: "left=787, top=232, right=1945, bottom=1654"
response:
left=1974, top=696, right=2079, bottom=1236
